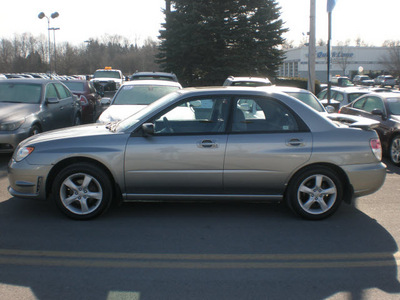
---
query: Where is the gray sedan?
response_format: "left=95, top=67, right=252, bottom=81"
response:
left=8, top=87, right=386, bottom=220
left=0, top=79, right=81, bottom=153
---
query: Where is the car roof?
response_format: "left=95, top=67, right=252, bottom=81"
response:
left=0, top=78, right=54, bottom=84
left=227, top=76, right=270, bottom=82
left=324, top=86, right=371, bottom=93
left=122, top=80, right=182, bottom=88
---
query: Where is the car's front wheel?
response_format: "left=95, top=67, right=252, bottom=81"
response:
left=52, top=163, right=113, bottom=220
left=390, top=134, right=400, bottom=166
left=286, top=167, right=343, bottom=220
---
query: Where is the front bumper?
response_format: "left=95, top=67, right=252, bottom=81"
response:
left=8, top=157, right=52, bottom=200
left=0, top=130, right=30, bottom=153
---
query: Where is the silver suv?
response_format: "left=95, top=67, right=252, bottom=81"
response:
left=374, top=75, right=396, bottom=88
left=223, top=76, right=272, bottom=87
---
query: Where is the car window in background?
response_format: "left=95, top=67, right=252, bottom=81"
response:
left=387, top=97, right=400, bottom=115
left=231, top=81, right=270, bottom=87
left=63, top=81, right=85, bottom=92
left=0, top=82, right=42, bottom=104
left=54, top=83, right=70, bottom=99
left=113, top=85, right=180, bottom=105
left=286, top=92, right=325, bottom=112
left=93, top=70, right=121, bottom=79
left=363, top=97, right=385, bottom=113
left=348, top=93, right=367, bottom=103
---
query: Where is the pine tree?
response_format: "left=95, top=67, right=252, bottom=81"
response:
left=158, top=0, right=287, bottom=86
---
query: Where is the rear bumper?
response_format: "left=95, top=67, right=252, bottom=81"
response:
left=342, top=162, right=386, bottom=197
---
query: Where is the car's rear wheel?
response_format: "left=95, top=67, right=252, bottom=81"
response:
left=52, top=163, right=113, bottom=220
left=286, top=167, right=343, bottom=220
left=390, top=134, right=400, bottom=166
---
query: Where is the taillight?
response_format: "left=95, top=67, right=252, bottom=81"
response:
left=370, top=138, right=382, bottom=160
left=79, top=95, right=89, bottom=106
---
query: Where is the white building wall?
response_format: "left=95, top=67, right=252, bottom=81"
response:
left=280, top=46, right=389, bottom=83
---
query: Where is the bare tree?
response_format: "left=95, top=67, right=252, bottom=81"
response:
left=381, top=40, right=400, bottom=77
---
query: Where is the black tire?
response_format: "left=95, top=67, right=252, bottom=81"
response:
left=286, top=166, right=343, bottom=220
left=52, top=163, right=113, bottom=220
left=389, top=134, right=400, bottom=166
left=29, top=124, right=41, bottom=136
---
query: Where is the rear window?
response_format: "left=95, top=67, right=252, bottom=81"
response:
left=63, top=82, right=85, bottom=92
left=348, top=93, right=367, bottom=102
left=387, top=98, right=400, bottom=115
left=0, top=82, right=42, bottom=104
left=113, top=85, right=180, bottom=105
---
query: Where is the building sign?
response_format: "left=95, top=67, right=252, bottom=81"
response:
left=316, top=51, right=354, bottom=59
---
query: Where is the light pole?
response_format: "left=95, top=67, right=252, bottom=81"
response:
left=49, top=27, right=60, bottom=73
left=38, top=11, right=59, bottom=74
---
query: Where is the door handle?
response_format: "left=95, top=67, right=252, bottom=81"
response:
left=287, top=138, right=304, bottom=147
left=198, top=139, right=218, bottom=148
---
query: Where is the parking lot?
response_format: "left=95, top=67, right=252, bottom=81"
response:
left=1, top=153, right=400, bottom=299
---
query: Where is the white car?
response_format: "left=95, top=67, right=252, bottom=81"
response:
left=98, top=80, right=182, bottom=123
left=90, top=68, right=124, bottom=92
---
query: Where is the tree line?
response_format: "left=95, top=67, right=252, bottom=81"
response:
left=0, top=33, right=160, bottom=77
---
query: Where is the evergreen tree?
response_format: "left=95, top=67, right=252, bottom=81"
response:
left=158, top=0, right=287, bottom=86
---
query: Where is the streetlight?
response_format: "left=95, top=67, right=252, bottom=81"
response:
left=38, top=11, right=59, bottom=74
left=49, top=27, right=60, bottom=73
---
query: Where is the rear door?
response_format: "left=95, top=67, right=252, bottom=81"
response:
left=223, top=96, right=312, bottom=196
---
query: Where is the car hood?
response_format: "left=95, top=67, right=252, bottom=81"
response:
left=98, top=105, right=146, bottom=123
left=20, top=123, right=113, bottom=146
left=0, top=103, right=39, bottom=122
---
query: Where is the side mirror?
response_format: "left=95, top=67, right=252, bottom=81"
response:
left=371, top=109, right=386, bottom=119
left=142, top=123, right=155, bottom=136
left=100, top=98, right=111, bottom=106
left=46, top=97, right=59, bottom=104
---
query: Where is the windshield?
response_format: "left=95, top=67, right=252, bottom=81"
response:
left=0, top=82, right=42, bottom=104
left=387, top=97, right=400, bottom=115
left=116, top=92, right=180, bottom=131
left=113, top=85, right=180, bottom=105
left=63, top=82, right=84, bottom=92
left=93, top=70, right=121, bottom=79
left=286, top=92, right=325, bottom=112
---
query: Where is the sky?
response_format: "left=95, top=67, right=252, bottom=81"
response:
left=0, top=0, right=399, bottom=47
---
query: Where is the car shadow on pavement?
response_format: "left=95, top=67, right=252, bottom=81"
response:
left=1, top=194, right=400, bottom=299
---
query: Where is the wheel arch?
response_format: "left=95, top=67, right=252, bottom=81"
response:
left=45, top=157, right=122, bottom=202
left=285, top=163, right=353, bottom=204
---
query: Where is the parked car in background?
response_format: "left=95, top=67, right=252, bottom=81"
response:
left=0, top=74, right=7, bottom=80
left=8, top=87, right=386, bottom=220
left=223, top=76, right=272, bottom=87
left=130, top=71, right=179, bottom=82
left=374, top=75, right=396, bottom=88
left=353, top=75, right=374, bottom=86
left=330, top=76, right=354, bottom=87
left=97, top=80, right=182, bottom=123
left=61, top=80, right=102, bottom=123
left=90, top=67, right=124, bottom=92
left=339, top=92, right=400, bottom=166
left=317, top=87, right=371, bottom=111
left=0, top=79, right=81, bottom=153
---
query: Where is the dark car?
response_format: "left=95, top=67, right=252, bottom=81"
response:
left=339, top=92, right=400, bottom=166
left=61, top=80, right=102, bottom=123
left=0, top=79, right=82, bottom=153
left=130, top=71, right=179, bottom=82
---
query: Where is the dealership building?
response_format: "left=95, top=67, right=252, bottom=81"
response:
left=279, top=46, right=391, bottom=83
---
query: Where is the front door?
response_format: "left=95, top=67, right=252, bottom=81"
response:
left=124, top=96, right=230, bottom=196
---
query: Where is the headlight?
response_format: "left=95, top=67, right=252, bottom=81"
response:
left=0, top=119, right=25, bottom=131
left=14, top=146, right=35, bottom=162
